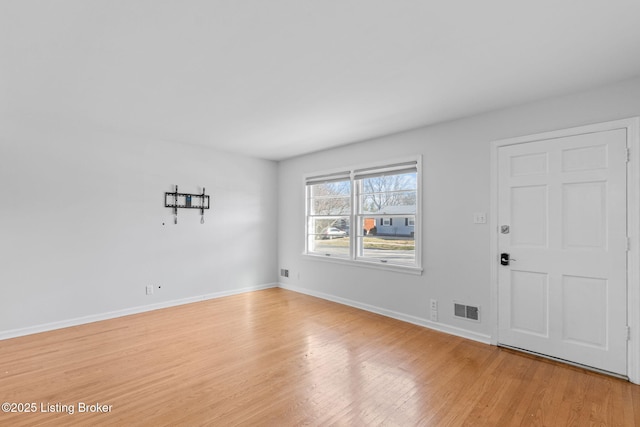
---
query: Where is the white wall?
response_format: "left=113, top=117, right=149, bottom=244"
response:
left=277, top=76, right=640, bottom=342
left=0, top=121, right=278, bottom=336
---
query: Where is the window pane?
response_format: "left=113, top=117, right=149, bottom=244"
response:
left=357, top=215, right=415, bottom=264
left=361, top=215, right=415, bottom=237
left=309, top=181, right=351, bottom=215
left=308, top=217, right=350, bottom=237
left=310, top=196, right=350, bottom=216
left=359, top=173, right=416, bottom=215
left=360, top=191, right=416, bottom=214
left=360, top=235, right=415, bottom=264
left=307, top=217, right=350, bottom=257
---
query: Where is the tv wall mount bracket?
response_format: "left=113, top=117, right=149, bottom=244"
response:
left=164, top=185, right=210, bottom=224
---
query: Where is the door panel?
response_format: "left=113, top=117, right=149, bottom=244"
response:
left=498, top=128, right=628, bottom=375
left=562, top=275, right=607, bottom=348
left=511, top=185, right=548, bottom=247
left=510, top=270, right=548, bottom=336
left=511, top=152, right=548, bottom=176
left=563, top=181, right=606, bottom=249
left=562, top=144, right=608, bottom=172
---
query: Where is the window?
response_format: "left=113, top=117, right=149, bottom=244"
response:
left=306, top=172, right=351, bottom=258
left=305, top=159, right=421, bottom=272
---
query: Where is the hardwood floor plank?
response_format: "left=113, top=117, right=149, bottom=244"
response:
left=0, top=288, right=638, bottom=426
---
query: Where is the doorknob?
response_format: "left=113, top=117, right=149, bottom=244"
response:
left=500, top=253, right=516, bottom=265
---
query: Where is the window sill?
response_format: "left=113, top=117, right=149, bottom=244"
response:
left=302, top=253, right=423, bottom=275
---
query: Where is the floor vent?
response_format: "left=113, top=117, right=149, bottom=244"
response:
left=454, top=303, right=480, bottom=322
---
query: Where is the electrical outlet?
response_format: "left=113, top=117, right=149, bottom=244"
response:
left=146, top=285, right=153, bottom=295
left=430, top=299, right=438, bottom=322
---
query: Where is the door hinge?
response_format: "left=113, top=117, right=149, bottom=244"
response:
left=626, top=326, right=631, bottom=341
left=627, top=148, right=631, bottom=163
left=627, top=237, right=631, bottom=251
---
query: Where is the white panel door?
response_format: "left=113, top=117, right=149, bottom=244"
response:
left=498, top=128, right=628, bottom=375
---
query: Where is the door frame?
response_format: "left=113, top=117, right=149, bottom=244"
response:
left=489, top=117, right=640, bottom=384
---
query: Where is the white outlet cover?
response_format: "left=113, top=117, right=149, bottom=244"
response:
left=473, top=212, right=487, bottom=224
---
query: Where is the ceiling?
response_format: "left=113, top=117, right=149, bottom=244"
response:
left=2, top=1, right=640, bottom=161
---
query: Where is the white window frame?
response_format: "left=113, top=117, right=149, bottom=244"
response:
left=304, top=156, right=423, bottom=275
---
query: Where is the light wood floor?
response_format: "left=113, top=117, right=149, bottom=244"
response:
left=1, top=288, right=638, bottom=426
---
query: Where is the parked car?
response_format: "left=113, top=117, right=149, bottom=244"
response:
left=320, top=227, right=347, bottom=239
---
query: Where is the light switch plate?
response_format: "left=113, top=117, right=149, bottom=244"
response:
left=473, top=212, right=487, bottom=224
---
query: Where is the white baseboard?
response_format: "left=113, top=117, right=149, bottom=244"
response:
left=0, top=283, right=278, bottom=341
left=279, top=283, right=492, bottom=345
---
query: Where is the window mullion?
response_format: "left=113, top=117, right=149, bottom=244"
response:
left=350, top=173, right=357, bottom=261
left=306, top=183, right=313, bottom=253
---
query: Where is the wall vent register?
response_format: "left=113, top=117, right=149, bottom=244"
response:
left=454, top=303, right=480, bottom=321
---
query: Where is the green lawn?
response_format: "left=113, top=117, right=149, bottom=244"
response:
left=316, top=236, right=414, bottom=250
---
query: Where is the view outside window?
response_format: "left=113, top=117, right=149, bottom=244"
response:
left=357, top=171, right=416, bottom=265
left=307, top=179, right=351, bottom=257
